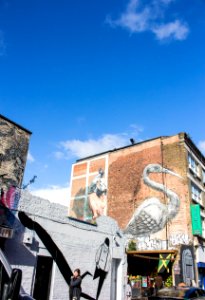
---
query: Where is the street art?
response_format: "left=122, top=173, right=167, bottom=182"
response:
left=135, top=233, right=191, bottom=251
left=69, top=157, right=108, bottom=223
left=125, top=164, right=182, bottom=237
left=0, top=186, right=20, bottom=226
left=169, top=233, right=191, bottom=247
left=19, top=211, right=111, bottom=300
left=0, top=186, right=20, bottom=209
left=88, top=168, right=107, bottom=220
left=93, top=238, right=111, bottom=299
left=136, top=237, right=167, bottom=251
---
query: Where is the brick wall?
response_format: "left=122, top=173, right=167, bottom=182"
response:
left=107, top=134, right=192, bottom=244
left=108, top=142, right=163, bottom=230
left=162, top=134, right=192, bottom=240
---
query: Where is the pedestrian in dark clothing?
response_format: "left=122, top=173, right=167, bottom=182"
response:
left=69, top=268, right=82, bottom=300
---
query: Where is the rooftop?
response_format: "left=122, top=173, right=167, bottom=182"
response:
left=0, top=114, right=32, bottom=135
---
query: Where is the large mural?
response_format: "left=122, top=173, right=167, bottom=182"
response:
left=88, top=168, right=107, bottom=220
left=125, top=163, right=182, bottom=237
left=69, top=156, right=108, bottom=223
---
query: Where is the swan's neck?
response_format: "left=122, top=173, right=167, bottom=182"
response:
left=144, top=174, right=180, bottom=219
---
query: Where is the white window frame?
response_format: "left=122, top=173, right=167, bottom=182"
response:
left=188, top=154, right=200, bottom=177
left=191, top=182, right=202, bottom=205
left=201, top=214, right=205, bottom=239
left=202, top=169, right=205, bottom=184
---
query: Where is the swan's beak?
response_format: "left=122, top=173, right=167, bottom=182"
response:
left=164, top=168, right=182, bottom=179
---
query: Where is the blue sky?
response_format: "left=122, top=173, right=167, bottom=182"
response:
left=1, top=0, right=205, bottom=205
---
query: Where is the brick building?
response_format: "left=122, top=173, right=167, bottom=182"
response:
left=69, top=132, right=205, bottom=290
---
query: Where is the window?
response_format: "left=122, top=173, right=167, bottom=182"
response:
left=191, top=183, right=202, bottom=204
left=188, top=154, right=200, bottom=176
left=202, top=169, right=205, bottom=184
left=200, top=209, right=205, bottom=238
left=201, top=217, right=205, bottom=239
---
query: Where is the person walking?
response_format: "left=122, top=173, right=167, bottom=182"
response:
left=70, top=269, right=82, bottom=300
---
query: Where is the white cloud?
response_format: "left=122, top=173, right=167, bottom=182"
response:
left=27, top=152, right=35, bottom=162
left=152, top=20, right=189, bottom=41
left=60, top=134, right=128, bottom=159
left=198, top=141, right=205, bottom=154
left=107, top=0, right=151, bottom=33
left=0, top=30, right=6, bottom=56
left=107, top=0, right=189, bottom=41
left=31, top=185, right=70, bottom=206
left=54, top=124, right=143, bottom=160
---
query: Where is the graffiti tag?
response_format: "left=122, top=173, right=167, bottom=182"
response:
left=169, top=233, right=191, bottom=246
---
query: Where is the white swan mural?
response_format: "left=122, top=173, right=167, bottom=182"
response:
left=125, top=164, right=182, bottom=237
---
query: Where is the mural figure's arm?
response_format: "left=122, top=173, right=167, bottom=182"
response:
left=93, top=238, right=110, bottom=299
left=18, top=211, right=95, bottom=300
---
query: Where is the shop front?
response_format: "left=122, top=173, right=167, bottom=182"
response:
left=127, top=250, right=177, bottom=298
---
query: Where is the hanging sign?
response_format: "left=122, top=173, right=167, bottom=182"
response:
left=191, top=204, right=202, bottom=236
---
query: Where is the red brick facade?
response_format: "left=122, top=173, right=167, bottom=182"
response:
left=108, top=134, right=192, bottom=241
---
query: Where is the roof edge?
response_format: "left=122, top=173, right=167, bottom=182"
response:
left=76, top=134, right=171, bottom=162
left=184, top=132, right=205, bottom=164
left=0, top=114, right=32, bottom=134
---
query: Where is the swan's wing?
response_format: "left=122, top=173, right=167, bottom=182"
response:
left=125, top=210, right=160, bottom=236
left=125, top=199, right=167, bottom=236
